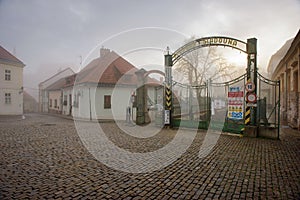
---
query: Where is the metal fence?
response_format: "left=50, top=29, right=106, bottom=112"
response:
left=256, top=72, right=280, bottom=138
left=152, top=72, right=280, bottom=136
left=171, top=81, right=210, bottom=129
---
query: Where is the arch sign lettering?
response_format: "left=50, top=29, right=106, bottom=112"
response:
left=172, top=36, right=247, bottom=64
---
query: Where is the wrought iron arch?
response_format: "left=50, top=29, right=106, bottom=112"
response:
left=144, top=70, right=165, bottom=79
left=172, top=36, right=247, bottom=65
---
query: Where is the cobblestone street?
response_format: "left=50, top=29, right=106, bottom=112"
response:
left=0, top=113, right=299, bottom=199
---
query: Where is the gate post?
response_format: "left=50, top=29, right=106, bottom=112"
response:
left=245, top=38, right=258, bottom=136
left=135, top=68, right=150, bottom=125
left=164, top=47, right=173, bottom=127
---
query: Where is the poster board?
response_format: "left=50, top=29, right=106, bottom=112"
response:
left=228, top=86, right=244, bottom=120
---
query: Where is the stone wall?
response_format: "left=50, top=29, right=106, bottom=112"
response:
left=287, top=91, right=299, bottom=128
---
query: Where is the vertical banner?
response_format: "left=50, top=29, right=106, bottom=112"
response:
left=164, top=84, right=172, bottom=125
left=246, top=38, right=257, bottom=126
left=228, top=86, right=244, bottom=120
left=164, top=53, right=173, bottom=126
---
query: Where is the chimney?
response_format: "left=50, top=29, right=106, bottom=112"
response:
left=100, top=47, right=110, bottom=58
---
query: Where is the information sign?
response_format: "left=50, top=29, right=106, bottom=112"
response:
left=228, top=86, right=244, bottom=120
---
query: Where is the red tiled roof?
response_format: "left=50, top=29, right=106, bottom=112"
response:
left=46, top=74, right=77, bottom=91
left=46, top=77, right=66, bottom=91
left=76, top=50, right=139, bottom=85
left=39, top=67, right=75, bottom=86
left=64, top=74, right=77, bottom=88
left=76, top=50, right=161, bottom=86
left=0, top=45, right=25, bottom=67
left=47, top=50, right=160, bottom=89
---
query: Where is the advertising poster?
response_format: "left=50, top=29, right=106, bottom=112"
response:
left=228, top=86, right=244, bottom=119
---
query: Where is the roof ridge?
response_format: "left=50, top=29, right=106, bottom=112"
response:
left=39, top=67, right=75, bottom=85
left=0, top=45, right=25, bottom=66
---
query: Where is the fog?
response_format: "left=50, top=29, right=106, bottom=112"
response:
left=0, top=0, right=299, bottom=99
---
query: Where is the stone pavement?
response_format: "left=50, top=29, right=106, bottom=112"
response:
left=0, top=113, right=299, bottom=199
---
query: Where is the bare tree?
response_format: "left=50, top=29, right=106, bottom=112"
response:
left=173, top=41, right=239, bottom=119
left=174, top=46, right=237, bottom=86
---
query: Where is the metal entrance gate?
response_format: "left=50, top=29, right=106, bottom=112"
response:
left=171, top=81, right=210, bottom=129
left=170, top=74, right=247, bottom=134
left=155, top=71, right=280, bottom=136
left=256, top=72, right=280, bottom=138
left=160, top=36, right=281, bottom=138
left=130, top=35, right=281, bottom=137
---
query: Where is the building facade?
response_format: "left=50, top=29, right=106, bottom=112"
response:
left=45, top=74, right=76, bottom=115
left=0, top=45, right=25, bottom=115
left=268, top=29, right=300, bottom=129
left=72, top=48, right=157, bottom=120
left=38, top=68, right=74, bottom=112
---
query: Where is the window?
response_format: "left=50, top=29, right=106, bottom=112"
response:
left=69, top=95, right=72, bottom=106
left=49, top=99, right=52, bottom=107
left=5, top=93, right=11, bottom=104
left=73, top=93, right=80, bottom=108
left=5, top=70, right=11, bottom=81
left=54, top=99, right=57, bottom=108
left=66, top=78, right=71, bottom=84
left=63, top=95, right=67, bottom=105
left=104, top=95, right=111, bottom=109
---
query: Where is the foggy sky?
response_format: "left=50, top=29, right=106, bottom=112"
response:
left=0, top=0, right=299, bottom=99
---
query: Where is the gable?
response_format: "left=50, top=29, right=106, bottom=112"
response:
left=0, top=45, right=25, bottom=67
left=76, top=50, right=138, bottom=85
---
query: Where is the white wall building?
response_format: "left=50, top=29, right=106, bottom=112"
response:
left=0, top=45, right=25, bottom=115
left=61, top=74, right=77, bottom=116
left=71, top=48, right=158, bottom=121
left=38, top=68, right=74, bottom=112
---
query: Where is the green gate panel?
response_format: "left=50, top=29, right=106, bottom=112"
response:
left=172, top=119, right=209, bottom=129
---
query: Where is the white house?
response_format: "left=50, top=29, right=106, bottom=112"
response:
left=39, top=67, right=74, bottom=112
left=71, top=48, right=159, bottom=120
left=46, top=77, right=66, bottom=114
left=61, top=74, right=77, bottom=116
left=0, top=45, right=25, bottom=115
left=40, top=73, right=76, bottom=115
left=46, top=74, right=76, bottom=115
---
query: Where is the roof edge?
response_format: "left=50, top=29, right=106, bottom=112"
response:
left=39, top=67, right=75, bottom=85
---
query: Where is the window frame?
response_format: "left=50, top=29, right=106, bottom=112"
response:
left=104, top=95, right=111, bottom=109
left=5, top=69, right=11, bottom=81
left=5, top=93, right=11, bottom=104
left=63, top=95, right=67, bottom=106
left=73, top=93, right=80, bottom=108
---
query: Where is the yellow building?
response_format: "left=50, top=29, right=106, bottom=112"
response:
left=0, top=45, right=25, bottom=115
left=268, top=29, right=300, bottom=129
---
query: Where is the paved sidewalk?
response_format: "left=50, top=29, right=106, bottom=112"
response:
left=0, top=113, right=299, bottom=199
